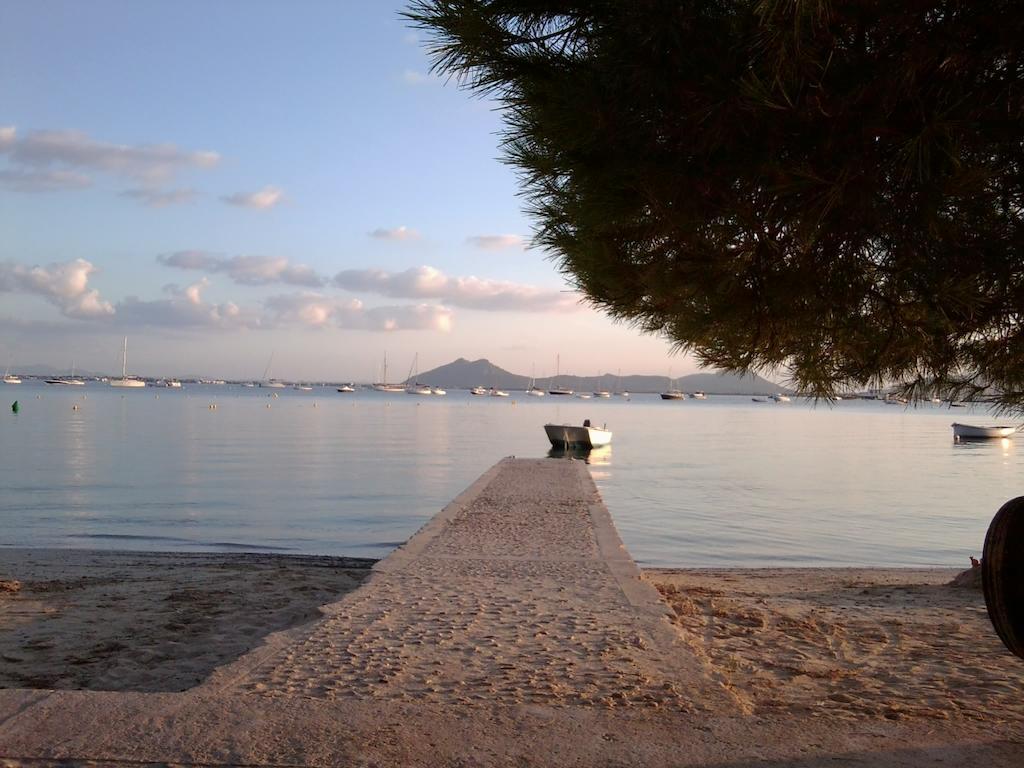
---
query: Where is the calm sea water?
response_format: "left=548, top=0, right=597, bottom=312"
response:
left=1, top=382, right=1020, bottom=567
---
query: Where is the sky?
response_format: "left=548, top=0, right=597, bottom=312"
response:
left=1, top=1, right=696, bottom=381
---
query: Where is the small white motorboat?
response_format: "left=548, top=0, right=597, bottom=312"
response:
left=692, top=391, right=707, bottom=399
left=431, top=387, right=446, bottom=396
left=770, top=393, right=791, bottom=402
left=470, top=386, right=487, bottom=395
left=545, top=420, right=612, bottom=449
left=489, top=388, right=509, bottom=397
left=337, top=384, right=355, bottom=393
left=406, top=384, right=433, bottom=395
left=952, top=423, right=1019, bottom=440
left=660, top=390, right=686, bottom=400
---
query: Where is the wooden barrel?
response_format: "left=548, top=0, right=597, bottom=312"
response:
left=983, top=497, right=1024, bottom=659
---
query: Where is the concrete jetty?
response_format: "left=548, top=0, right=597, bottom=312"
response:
left=0, top=458, right=1018, bottom=766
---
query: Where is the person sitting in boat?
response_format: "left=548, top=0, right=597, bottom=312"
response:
left=583, top=419, right=591, bottom=427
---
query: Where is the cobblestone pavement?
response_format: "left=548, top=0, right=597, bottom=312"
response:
left=234, top=458, right=717, bottom=710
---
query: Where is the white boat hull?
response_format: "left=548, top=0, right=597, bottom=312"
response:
left=110, top=378, right=146, bottom=388
left=544, top=424, right=612, bottom=449
left=952, top=423, right=1017, bottom=440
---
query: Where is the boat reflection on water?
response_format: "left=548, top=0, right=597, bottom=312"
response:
left=547, top=444, right=612, bottom=467
left=952, top=436, right=1014, bottom=457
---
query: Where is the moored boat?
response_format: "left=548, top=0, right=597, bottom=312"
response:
left=952, top=423, right=1019, bottom=440
left=109, top=337, right=146, bottom=388
left=544, top=420, right=612, bottom=449
left=470, top=386, right=487, bottom=395
left=548, top=354, right=573, bottom=395
left=660, top=390, right=686, bottom=400
left=337, top=383, right=356, bottom=392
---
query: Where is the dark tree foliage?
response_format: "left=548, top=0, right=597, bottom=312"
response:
left=407, top=0, right=1024, bottom=405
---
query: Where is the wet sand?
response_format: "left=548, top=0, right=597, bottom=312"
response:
left=0, top=549, right=375, bottom=692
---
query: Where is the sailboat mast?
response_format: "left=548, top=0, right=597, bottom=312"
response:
left=122, top=336, right=128, bottom=379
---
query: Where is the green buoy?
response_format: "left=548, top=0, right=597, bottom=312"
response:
left=11, top=401, right=19, bottom=413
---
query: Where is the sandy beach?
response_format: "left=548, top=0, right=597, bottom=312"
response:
left=648, top=567, right=1024, bottom=725
left=2, top=551, right=1020, bottom=725
left=0, top=549, right=375, bottom=692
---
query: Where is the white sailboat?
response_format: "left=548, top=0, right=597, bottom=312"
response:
left=373, top=352, right=405, bottom=392
left=259, top=352, right=287, bottom=388
left=593, top=373, right=611, bottom=398
left=405, top=353, right=433, bottom=395
left=109, top=337, right=146, bottom=388
left=45, top=361, right=85, bottom=386
left=3, top=358, right=20, bottom=384
left=526, top=364, right=545, bottom=396
left=660, top=369, right=685, bottom=399
left=614, top=369, right=629, bottom=397
left=548, top=354, right=574, bottom=395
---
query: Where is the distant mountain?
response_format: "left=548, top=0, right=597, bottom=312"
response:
left=410, top=358, right=783, bottom=394
left=409, top=358, right=529, bottom=389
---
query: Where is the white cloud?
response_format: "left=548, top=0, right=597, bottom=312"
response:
left=333, top=265, right=579, bottom=313
left=157, top=251, right=325, bottom=287
left=264, top=292, right=452, bottom=332
left=466, top=234, right=525, bottom=250
left=115, top=279, right=256, bottom=330
left=0, top=258, right=114, bottom=319
left=119, top=187, right=197, bottom=207
left=401, top=69, right=439, bottom=86
left=220, top=185, right=283, bottom=210
left=369, top=225, right=419, bottom=241
left=0, top=126, right=220, bottom=185
left=0, top=169, right=93, bottom=193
